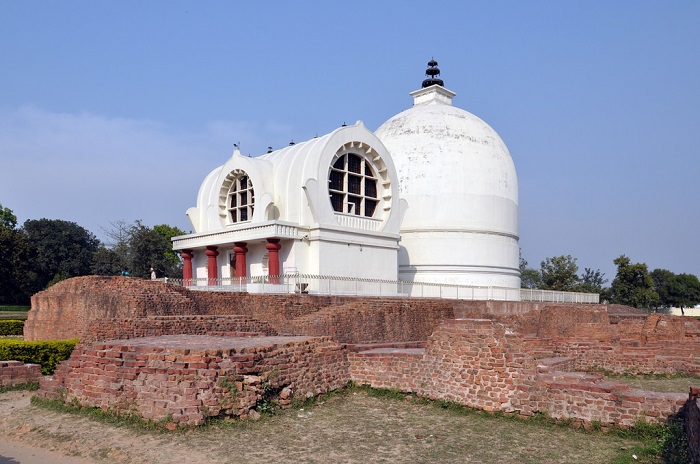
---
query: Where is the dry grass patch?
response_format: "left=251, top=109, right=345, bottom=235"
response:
left=604, top=373, right=700, bottom=394
left=0, top=386, right=667, bottom=464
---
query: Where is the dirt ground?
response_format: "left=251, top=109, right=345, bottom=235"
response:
left=0, top=388, right=653, bottom=464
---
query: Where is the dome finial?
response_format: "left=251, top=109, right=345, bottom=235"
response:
left=422, top=58, right=444, bottom=88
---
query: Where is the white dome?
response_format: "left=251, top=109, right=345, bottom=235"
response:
left=375, top=85, right=520, bottom=288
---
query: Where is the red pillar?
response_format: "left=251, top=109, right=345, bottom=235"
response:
left=233, top=242, right=248, bottom=278
left=266, top=239, right=282, bottom=284
left=181, top=249, right=194, bottom=286
left=205, top=246, right=219, bottom=286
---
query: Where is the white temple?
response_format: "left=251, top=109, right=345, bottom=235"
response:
left=172, top=60, right=520, bottom=291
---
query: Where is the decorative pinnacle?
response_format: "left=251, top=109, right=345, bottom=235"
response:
left=421, top=58, right=444, bottom=88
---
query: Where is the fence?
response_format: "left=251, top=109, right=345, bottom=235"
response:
left=162, top=274, right=600, bottom=304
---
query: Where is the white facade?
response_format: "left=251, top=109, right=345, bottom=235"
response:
left=173, top=65, right=520, bottom=291
left=375, top=85, right=520, bottom=288
left=173, top=122, right=406, bottom=284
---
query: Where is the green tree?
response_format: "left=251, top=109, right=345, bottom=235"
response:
left=128, top=221, right=183, bottom=278
left=0, top=203, right=18, bottom=229
left=667, top=273, right=700, bottom=315
left=610, top=255, right=659, bottom=309
left=575, top=267, right=608, bottom=295
left=540, top=255, right=579, bottom=291
left=153, top=224, right=185, bottom=268
left=650, top=268, right=675, bottom=309
left=23, top=218, right=100, bottom=291
left=100, top=220, right=184, bottom=279
left=91, top=246, right=127, bottom=276
left=0, top=226, right=35, bottom=304
left=519, top=254, right=542, bottom=289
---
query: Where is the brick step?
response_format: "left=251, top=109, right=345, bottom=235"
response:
left=344, top=341, right=426, bottom=352
left=537, top=357, right=577, bottom=373
left=354, top=347, right=425, bottom=357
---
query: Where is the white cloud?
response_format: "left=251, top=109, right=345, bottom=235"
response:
left=0, top=106, right=271, bottom=241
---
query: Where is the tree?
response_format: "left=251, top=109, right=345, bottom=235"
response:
left=153, top=224, right=185, bottom=269
left=540, top=255, right=579, bottom=291
left=23, top=219, right=100, bottom=291
left=650, top=269, right=700, bottom=315
left=0, top=203, right=17, bottom=229
left=91, top=246, right=127, bottom=276
left=651, top=268, right=675, bottom=309
left=0, top=226, right=35, bottom=304
left=610, top=255, right=659, bottom=309
left=576, top=267, right=608, bottom=295
left=99, top=220, right=184, bottom=279
left=667, top=273, right=700, bottom=315
left=519, top=254, right=542, bottom=289
left=127, top=221, right=183, bottom=278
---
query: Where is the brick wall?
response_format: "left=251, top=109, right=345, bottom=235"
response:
left=522, top=336, right=700, bottom=376
left=350, top=319, right=539, bottom=414
left=349, top=319, right=690, bottom=427
left=0, top=360, right=42, bottom=386
left=26, top=277, right=700, bottom=428
left=28, top=276, right=649, bottom=345
left=26, top=277, right=457, bottom=344
left=537, top=371, right=687, bottom=426
left=26, top=277, right=201, bottom=340
left=82, top=315, right=278, bottom=344
left=38, top=334, right=349, bottom=427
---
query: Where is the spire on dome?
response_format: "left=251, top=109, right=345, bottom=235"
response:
left=421, top=58, right=444, bottom=88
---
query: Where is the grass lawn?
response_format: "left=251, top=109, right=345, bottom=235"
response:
left=0, top=305, right=30, bottom=320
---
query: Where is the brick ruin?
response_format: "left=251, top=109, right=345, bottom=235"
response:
left=22, top=276, right=700, bottom=428
left=0, top=360, right=42, bottom=387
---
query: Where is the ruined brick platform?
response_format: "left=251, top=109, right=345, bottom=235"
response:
left=349, top=319, right=688, bottom=427
left=26, top=276, right=700, bottom=429
left=39, top=334, right=349, bottom=426
left=0, top=360, right=42, bottom=386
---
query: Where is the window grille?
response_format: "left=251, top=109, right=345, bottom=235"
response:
left=328, top=153, right=379, bottom=217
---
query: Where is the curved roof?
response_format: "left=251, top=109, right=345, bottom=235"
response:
left=375, top=85, right=518, bottom=236
left=187, top=122, right=403, bottom=236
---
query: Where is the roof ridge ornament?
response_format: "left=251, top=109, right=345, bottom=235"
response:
left=421, top=58, right=444, bottom=88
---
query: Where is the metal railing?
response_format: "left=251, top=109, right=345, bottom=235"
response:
left=161, top=274, right=599, bottom=303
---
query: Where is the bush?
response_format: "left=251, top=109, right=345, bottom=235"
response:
left=0, top=339, right=78, bottom=374
left=0, top=320, right=24, bottom=336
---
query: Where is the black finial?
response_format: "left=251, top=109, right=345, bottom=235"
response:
left=341, top=121, right=347, bottom=127
left=289, top=140, right=295, bottom=146
left=422, top=58, right=444, bottom=88
left=267, top=146, right=273, bottom=153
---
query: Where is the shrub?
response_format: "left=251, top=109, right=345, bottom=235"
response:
left=0, top=339, right=78, bottom=374
left=0, top=320, right=24, bottom=336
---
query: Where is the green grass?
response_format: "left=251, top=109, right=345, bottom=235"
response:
left=0, top=305, right=30, bottom=312
left=0, top=381, right=39, bottom=394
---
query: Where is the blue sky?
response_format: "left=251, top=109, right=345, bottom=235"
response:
left=1, top=1, right=698, bottom=281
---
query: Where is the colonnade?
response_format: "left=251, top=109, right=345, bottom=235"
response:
left=181, top=238, right=282, bottom=285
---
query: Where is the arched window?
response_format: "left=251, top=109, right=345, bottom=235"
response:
left=227, top=174, right=254, bottom=223
left=328, top=153, right=378, bottom=217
